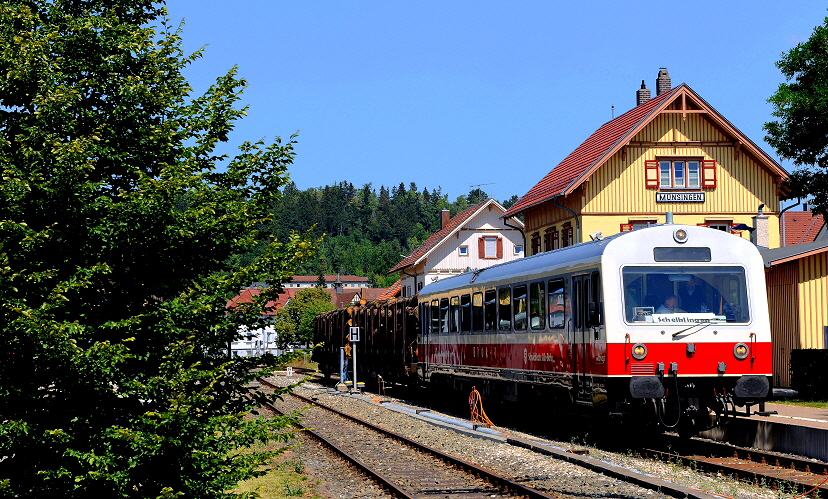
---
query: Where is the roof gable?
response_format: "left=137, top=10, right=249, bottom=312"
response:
left=388, top=199, right=521, bottom=273
left=503, top=84, right=786, bottom=218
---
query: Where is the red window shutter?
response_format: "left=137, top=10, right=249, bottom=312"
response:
left=496, top=238, right=503, bottom=259
left=701, top=160, right=717, bottom=188
left=620, top=223, right=633, bottom=232
left=478, top=237, right=485, bottom=258
left=697, top=223, right=708, bottom=227
left=645, top=160, right=659, bottom=188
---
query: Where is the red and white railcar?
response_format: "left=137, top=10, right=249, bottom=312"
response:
left=417, top=224, right=771, bottom=432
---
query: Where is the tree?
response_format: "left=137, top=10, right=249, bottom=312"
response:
left=273, top=288, right=335, bottom=348
left=0, top=1, right=318, bottom=497
left=764, top=13, right=828, bottom=214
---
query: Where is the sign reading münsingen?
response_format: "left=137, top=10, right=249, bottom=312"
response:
left=656, top=192, right=705, bottom=203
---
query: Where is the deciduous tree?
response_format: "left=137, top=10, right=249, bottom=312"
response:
left=765, top=13, right=828, bottom=214
left=0, top=1, right=317, bottom=497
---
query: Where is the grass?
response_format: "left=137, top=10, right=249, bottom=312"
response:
left=770, top=398, right=828, bottom=409
left=233, top=446, right=323, bottom=499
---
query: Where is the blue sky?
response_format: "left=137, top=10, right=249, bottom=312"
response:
left=164, top=1, right=826, bottom=205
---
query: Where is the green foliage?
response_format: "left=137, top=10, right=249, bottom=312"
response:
left=265, top=181, right=519, bottom=282
left=274, top=288, right=335, bottom=348
left=764, top=13, right=828, bottom=214
left=0, top=1, right=317, bottom=497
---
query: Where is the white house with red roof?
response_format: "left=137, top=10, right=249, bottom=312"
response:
left=388, top=199, right=524, bottom=297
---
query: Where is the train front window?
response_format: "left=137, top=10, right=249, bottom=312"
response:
left=623, top=266, right=750, bottom=323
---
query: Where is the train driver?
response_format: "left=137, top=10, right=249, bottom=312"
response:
left=656, top=295, right=685, bottom=314
left=678, top=276, right=706, bottom=313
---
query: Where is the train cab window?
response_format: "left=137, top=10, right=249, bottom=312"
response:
left=623, top=266, right=750, bottom=323
left=430, top=300, right=440, bottom=334
left=513, top=284, right=528, bottom=330
left=498, top=287, right=512, bottom=331
left=484, top=290, right=497, bottom=331
left=439, top=298, right=449, bottom=333
left=460, top=294, right=472, bottom=332
left=449, top=296, right=460, bottom=333
left=529, top=281, right=545, bottom=330
left=472, top=292, right=484, bottom=332
left=547, top=279, right=565, bottom=328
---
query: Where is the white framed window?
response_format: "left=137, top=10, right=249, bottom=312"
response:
left=708, top=223, right=730, bottom=232
left=484, top=237, right=497, bottom=258
left=659, top=160, right=701, bottom=189
left=458, top=245, right=469, bottom=256
left=514, top=245, right=523, bottom=255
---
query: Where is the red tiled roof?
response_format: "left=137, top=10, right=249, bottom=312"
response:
left=783, top=211, right=825, bottom=246
left=290, top=275, right=369, bottom=283
left=377, top=279, right=402, bottom=300
left=388, top=200, right=492, bottom=273
left=503, top=89, right=678, bottom=218
left=226, top=287, right=295, bottom=316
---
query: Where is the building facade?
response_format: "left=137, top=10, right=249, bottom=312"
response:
left=503, top=69, right=788, bottom=251
left=389, top=199, right=524, bottom=297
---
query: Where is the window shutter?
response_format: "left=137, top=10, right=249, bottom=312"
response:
left=697, top=223, right=708, bottom=227
left=478, top=237, right=485, bottom=258
left=496, top=238, right=503, bottom=259
left=701, top=160, right=717, bottom=188
left=620, top=223, right=633, bottom=232
left=645, top=160, right=659, bottom=188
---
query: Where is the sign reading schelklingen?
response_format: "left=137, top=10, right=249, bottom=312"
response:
left=656, top=192, right=705, bottom=203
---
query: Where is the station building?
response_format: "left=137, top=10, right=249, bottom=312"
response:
left=503, top=68, right=787, bottom=251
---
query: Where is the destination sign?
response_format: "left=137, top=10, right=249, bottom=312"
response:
left=656, top=192, right=705, bottom=203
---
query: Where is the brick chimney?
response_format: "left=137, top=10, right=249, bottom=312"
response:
left=441, top=209, right=450, bottom=229
left=656, top=67, right=671, bottom=96
left=636, top=80, right=651, bottom=106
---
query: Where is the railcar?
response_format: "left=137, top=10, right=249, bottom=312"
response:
left=313, top=224, right=772, bottom=433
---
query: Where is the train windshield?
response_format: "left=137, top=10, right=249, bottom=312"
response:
left=622, top=266, right=749, bottom=323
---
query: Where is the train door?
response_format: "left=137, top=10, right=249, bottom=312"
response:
left=572, top=273, right=592, bottom=403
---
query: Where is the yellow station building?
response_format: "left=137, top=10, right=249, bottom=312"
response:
left=503, top=69, right=787, bottom=251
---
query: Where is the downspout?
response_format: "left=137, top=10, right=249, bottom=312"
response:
left=401, top=267, right=417, bottom=296
left=553, top=195, right=580, bottom=244
left=503, top=216, right=525, bottom=255
left=779, top=199, right=801, bottom=247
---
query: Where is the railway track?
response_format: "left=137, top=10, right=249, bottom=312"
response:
left=637, top=434, right=828, bottom=496
left=264, top=371, right=828, bottom=497
left=257, top=376, right=559, bottom=499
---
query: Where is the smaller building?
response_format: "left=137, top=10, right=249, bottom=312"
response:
left=226, top=287, right=293, bottom=357
left=282, top=275, right=370, bottom=289
left=388, top=199, right=525, bottom=297
left=762, top=239, right=828, bottom=387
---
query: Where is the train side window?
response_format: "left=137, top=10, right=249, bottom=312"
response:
left=498, top=287, right=512, bottom=331
left=548, top=278, right=565, bottom=328
left=460, top=294, right=471, bottom=332
left=440, top=298, right=449, bottom=333
left=472, top=292, right=484, bottom=332
left=530, top=281, right=545, bottom=330
left=513, top=284, right=528, bottom=330
left=590, top=272, right=603, bottom=326
left=484, top=290, right=497, bottom=331
left=430, top=300, right=440, bottom=334
left=449, top=296, right=459, bottom=333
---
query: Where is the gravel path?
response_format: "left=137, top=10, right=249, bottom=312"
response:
left=265, top=375, right=776, bottom=499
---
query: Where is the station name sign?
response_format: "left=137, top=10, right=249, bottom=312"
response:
left=656, top=192, right=705, bottom=203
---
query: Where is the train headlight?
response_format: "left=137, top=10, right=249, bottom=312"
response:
left=734, top=343, right=749, bottom=360
left=631, top=343, right=648, bottom=360
left=673, top=228, right=688, bottom=243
